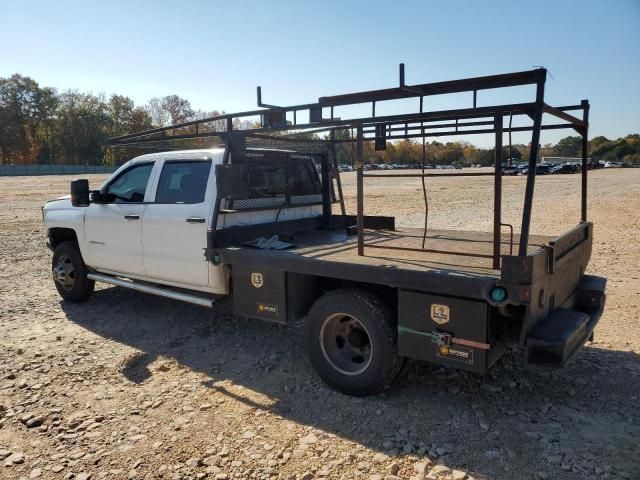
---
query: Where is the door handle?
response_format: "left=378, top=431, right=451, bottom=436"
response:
left=124, top=214, right=140, bottom=220
left=186, top=217, right=206, bottom=224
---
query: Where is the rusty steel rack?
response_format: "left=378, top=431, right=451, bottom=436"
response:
left=109, top=65, right=590, bottom=270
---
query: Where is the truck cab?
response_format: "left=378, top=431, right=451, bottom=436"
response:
left=43, top=148, right=324, bottom=298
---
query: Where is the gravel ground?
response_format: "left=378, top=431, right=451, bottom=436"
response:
left=0, top=169, right=638, bottom=480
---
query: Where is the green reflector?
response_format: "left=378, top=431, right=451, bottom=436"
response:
left=491, top=287, right=507, bottom=302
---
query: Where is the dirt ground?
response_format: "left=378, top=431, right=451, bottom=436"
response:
left=0, top=169, right=638, bottom=480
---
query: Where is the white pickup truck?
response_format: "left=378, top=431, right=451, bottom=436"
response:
left=43, top=146, right=605, bottom=396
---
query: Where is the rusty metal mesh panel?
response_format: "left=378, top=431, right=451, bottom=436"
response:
left=291, top=153, right=337, bottom=203
left=228, top=151, right=324, bottom=211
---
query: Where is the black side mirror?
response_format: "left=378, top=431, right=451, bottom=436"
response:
left=89, top=190, right=105, bottom=203
left=70, top=179, right=90, bottom=207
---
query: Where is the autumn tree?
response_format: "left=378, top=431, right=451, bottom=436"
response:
left=148, top=95, right=195, bottom=127
left=0, top=74, right=56, bottom=164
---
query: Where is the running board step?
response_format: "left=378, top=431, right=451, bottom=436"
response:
left=87, top=273, right=217, bottom=308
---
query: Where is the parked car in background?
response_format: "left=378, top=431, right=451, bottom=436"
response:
left=556, top=164, right=579, bottom=174
left=502, top=164, right=520, bottom=175
left=535, top=164, right=553, bottom=175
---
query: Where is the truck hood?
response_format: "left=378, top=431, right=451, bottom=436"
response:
left=43, top=194, right=72, bottom=210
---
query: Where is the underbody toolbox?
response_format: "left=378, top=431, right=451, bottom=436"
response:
left=231, top=266, right=316, bottom=324
left=397, top=290, right=504, bottom=374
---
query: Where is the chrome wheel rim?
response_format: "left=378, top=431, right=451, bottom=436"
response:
left=53, top=255, right=75, bottom=291
left=319, top=313, right=373, bottom=376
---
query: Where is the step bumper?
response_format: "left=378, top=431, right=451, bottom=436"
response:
left=526, top=275, right=606, bottom=367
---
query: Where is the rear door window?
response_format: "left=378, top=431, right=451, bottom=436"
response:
left=155, top=161, right=212, bottom=204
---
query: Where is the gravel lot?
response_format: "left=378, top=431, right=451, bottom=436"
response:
left=1, top=169, right=638, bottom=480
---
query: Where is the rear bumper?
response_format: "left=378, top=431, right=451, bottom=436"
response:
left=526, top=275, right=606, bottom=367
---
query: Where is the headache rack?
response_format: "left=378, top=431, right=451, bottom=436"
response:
left=109, top=65, right=591, bottom=270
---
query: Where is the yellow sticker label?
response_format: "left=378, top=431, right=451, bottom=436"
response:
left=431, top=304, right=450, bottom=324
left=251, top=272, right=263, bottom=288
left=437, top=344, right=474, bottom=364
left=257, top=303, right=278, bottom=314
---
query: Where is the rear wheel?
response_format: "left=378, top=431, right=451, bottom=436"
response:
left=305, top=289, right=402, bottom=396
left=52, top=241, right=94, bottom=302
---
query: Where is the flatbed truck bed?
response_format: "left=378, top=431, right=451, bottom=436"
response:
left=215, top=216, right=604, bottom=384
left=220, top=226, right=554, bottom=278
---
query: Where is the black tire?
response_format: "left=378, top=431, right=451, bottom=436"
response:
left=51, top=241, right=94, bottom=302
left=305, top=288, right=401, bottom=396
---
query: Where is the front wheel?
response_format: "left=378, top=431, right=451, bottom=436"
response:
left=305, top=289, right=402, bottom=396
left=52, top=241, right=94, bottom=302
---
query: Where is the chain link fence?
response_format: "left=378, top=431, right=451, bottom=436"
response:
left=0, top=164, right=117, bottom=176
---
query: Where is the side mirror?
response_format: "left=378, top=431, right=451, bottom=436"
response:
left=90, top=190, right=106, bottom=203
left=70, top=179, right=90, bottom=207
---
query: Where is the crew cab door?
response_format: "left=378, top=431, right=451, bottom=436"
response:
left=141, top=159, right=214, bottom=287
left=84, top=162, right=155, bottom=275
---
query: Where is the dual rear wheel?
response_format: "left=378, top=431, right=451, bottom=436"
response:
left=305, top=289, right=404, bottom=396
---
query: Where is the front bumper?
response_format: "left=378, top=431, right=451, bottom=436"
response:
left=526, top=275, right=606, bottom=366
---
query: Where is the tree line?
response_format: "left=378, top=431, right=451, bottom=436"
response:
left=1, top=73, right=638, bottom=167
left=0, top=74, right=232, bottom=166
left=336, top=132, right=640, bottom=167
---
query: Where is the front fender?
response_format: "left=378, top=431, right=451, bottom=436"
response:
left=43, top=199, right=88, bottom=258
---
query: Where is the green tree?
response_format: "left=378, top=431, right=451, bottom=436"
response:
left=54, top=91, right=109, bottom=165
left=107, top=94, right=135, bottom=137
left=0, top=74, right=53, bottom=164
left=590, top=134, right=640, bottom=163
left=552, top=136, right=582, bottom=157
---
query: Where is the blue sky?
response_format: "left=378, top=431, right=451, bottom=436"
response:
left=1, top=0, right=638, bottom=147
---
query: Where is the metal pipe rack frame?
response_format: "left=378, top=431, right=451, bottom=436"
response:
left=109, top=65, right=590, bottom=270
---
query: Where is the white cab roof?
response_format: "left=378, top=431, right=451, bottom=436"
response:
left=129, top=148, right=226, bottom=164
